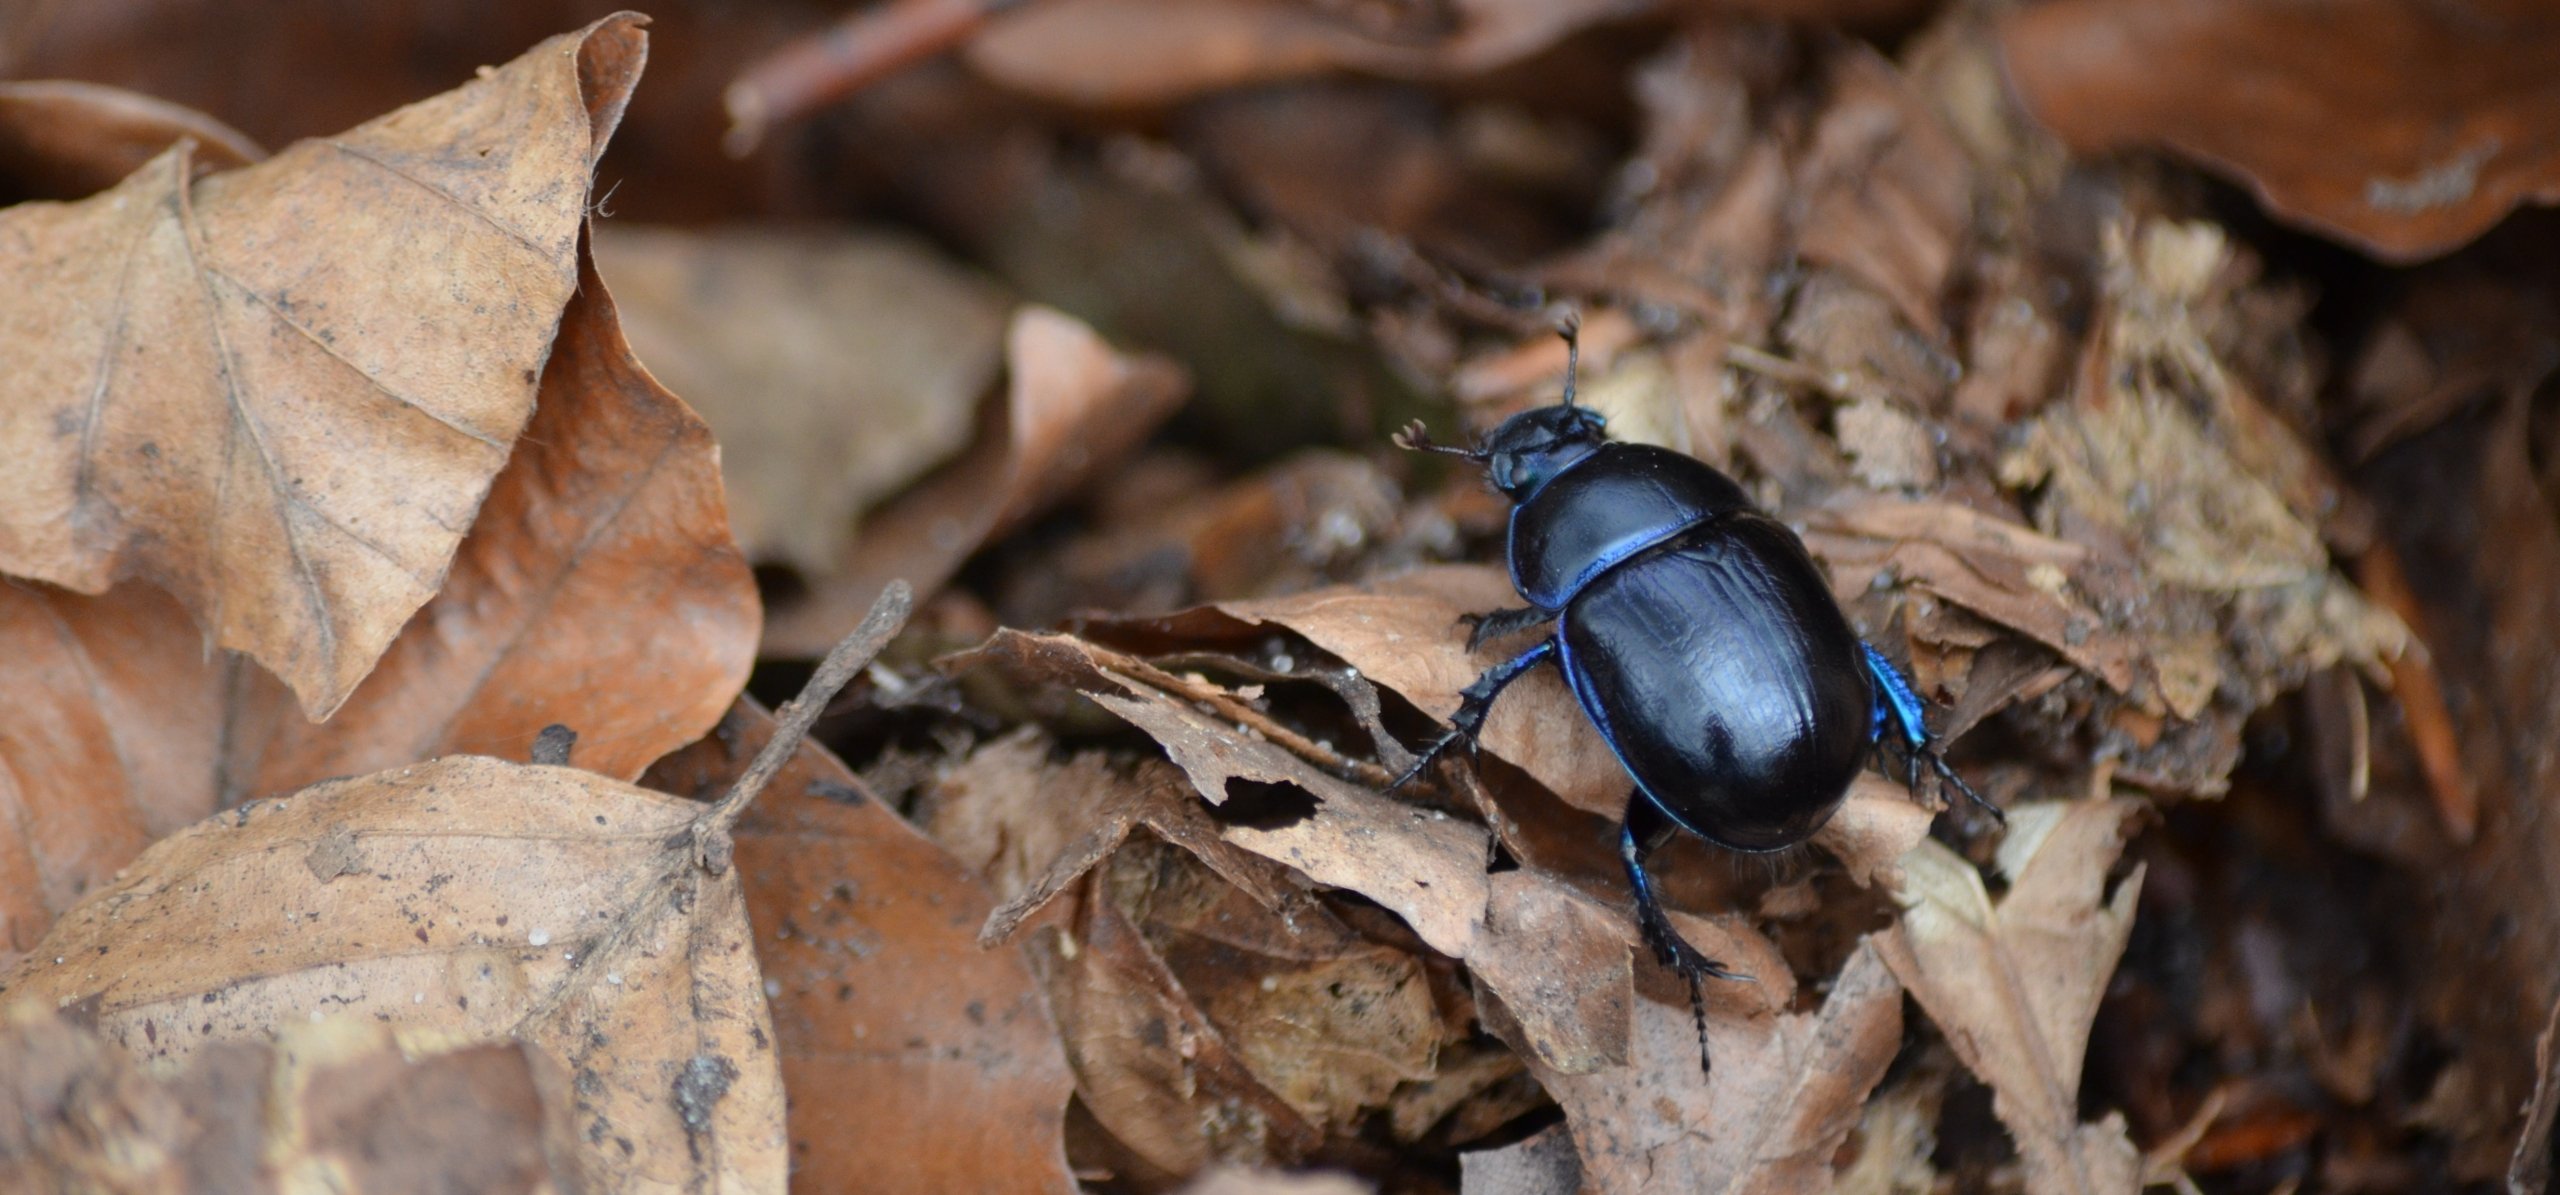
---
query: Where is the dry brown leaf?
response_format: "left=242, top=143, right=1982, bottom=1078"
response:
left=1811, top=775, right=1941, bottom=891
left=1529, top=937, right=1903, bottom=1195
left=233, top=242, right=760, bottom=791
left=0, top=755, right=783, bottom=1192
left=0, top=79, right=262, bottom=201
left=0, top=248, right=758, bottom=961
left=645, top=702, right=1079, bottom=1195
left=2000, top=0, right=2560, bottom=261
left=596, top=223, right=1012, bottom=574
left=963, top=0, right=1652, bottom=109
left=0, top=15, right=644, bottom=719
left=766, top=305, right=1188, bottom=653
left=0, top=1005, right=573, bottom=1194
left=1878, top=797, right=2147, bottom=1195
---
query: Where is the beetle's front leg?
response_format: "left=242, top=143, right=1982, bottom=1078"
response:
left=1621, top=796, right=1746, bottom=1078
left=1860, top=642, right=2002, bottom=824
left=1389, top=638, right=1555, bottom=791
left=1459, top=605, right=1552, bottom=651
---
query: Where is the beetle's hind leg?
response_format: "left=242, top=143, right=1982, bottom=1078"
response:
left=1621, top=797, right=1746, bottom=1078
left=1860, top=642, right=2004, bottom=825
left=1459, top=605, right=1551, bottom=651
left=1389, top=638, right=1556, bottom=791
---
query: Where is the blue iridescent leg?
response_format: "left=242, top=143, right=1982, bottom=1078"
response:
left=1391, top=638, right=1555, bottom=790
left=1621, top=796, right=1745, bottom=1078
left=1460, top=605, right=1552, bottom=651
left=1861, top=642, right=2002, bottom=822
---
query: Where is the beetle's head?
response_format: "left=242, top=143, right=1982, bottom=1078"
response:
left=1480, top=403, right=1607, bottom=498
left=1394, top=312, right=1607, bottom=500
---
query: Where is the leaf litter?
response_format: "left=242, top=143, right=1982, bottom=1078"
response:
left=4, top=2, right=2556, bottom=1192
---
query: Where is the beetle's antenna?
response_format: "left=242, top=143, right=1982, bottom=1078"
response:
left=1556, top=309, right=1583, bottom=409
left=1394, top=419, right=1485, bottom=460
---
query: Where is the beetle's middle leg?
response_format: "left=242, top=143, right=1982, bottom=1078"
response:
left=1621, top=796, right=1746, bottom=1077
left=1389, top=638, right=1555, bottom=790
left=1860, top=642, right=2003, bottom=823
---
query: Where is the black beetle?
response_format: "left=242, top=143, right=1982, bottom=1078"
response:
left=1394, top=315, right=1998, bottom=1072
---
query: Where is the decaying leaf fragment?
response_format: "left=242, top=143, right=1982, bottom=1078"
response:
left=1878, top=797, right=2148, bottom=1195
left=0, top=1006, right=571, bottom=1194
left=0, top=14, right=646, bottom=719
left=2001, top=221, right=2406, bottom=717
left=0, top=583, right=915, bottom=1192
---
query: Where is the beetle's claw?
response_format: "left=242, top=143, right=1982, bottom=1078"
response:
left=1392, top=420, right=1432, bottom=452
left=1388, top=732, right=1465, bottom=792
left=1931, top=751, right=2004, bottom=825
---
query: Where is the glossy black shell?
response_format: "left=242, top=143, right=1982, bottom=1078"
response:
left=1510, top=443, right=1870, bottom=851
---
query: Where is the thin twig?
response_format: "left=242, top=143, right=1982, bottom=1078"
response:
left=1088, top=642, right=1398, bottom=788
left=702, top=581, right=914, bottom=844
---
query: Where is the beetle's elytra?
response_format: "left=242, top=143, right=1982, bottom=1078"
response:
left=1394, top=314, right=1999, bottom=1074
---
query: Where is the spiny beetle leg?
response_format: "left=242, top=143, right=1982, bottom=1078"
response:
left=1460, top=605, right=1552, bottom=652
left=1860, top=641, right=2004, bottom=825
left=1388, top=638, right=1556, bottom=791
left=1621, top=798, right=1748, bottom=1079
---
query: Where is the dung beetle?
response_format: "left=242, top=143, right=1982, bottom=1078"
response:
left=1394, top=315, right=1999, bottom=1073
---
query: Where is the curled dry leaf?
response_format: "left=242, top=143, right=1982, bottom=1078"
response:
left=0, top=14, right=645, bottom=719
left=0, top=1007, right=571, bottom=1194
left=1094, top=566, right=1631, bottom=819
left=2000, top=0, right=2560, bottom=261
left=0, top=756, right=785, bottom=1192
left=0, top=247, right=759, bottom=960
left=1878, top=797, right=2147, bottom=1195
left=0, top=79, right=263, bottom=201
left=643, top=701, right=1078, bottom=1195
left=1801, top=496, right=2139, bottom=696
left=766, top=306, right=1189, bottom=653
left=1529, top=938, right=1902, bottom=1195
left=595, top=223, right=1012, bottom=574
